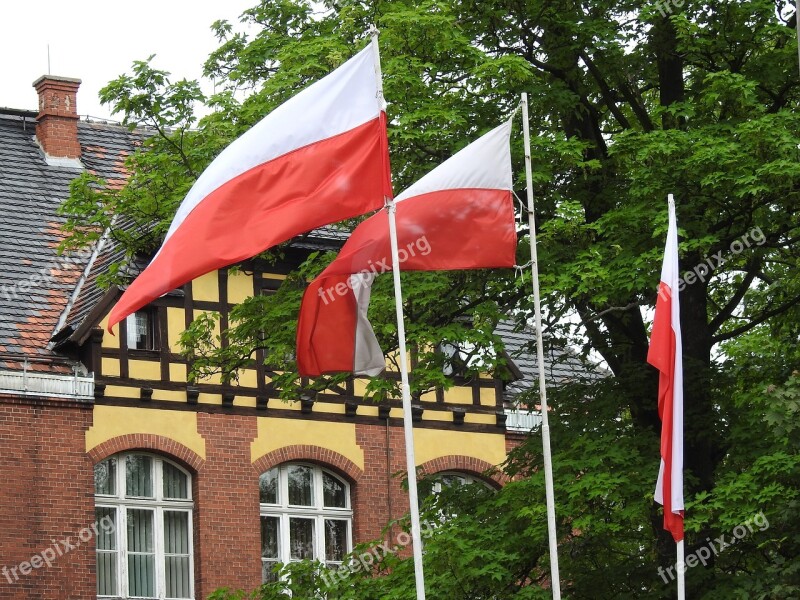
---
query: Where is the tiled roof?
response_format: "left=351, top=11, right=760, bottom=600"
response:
left=495, top=319, right=607, bottom=404
left=0, top=112, right=138, bottom=369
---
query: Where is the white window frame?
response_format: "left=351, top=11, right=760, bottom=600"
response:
left=95, top=452, right=194, bottom=600
left=429, top=471, right=493, bottom=494
left=259, top=463, right=353, bottom=582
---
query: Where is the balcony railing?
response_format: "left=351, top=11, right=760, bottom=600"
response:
left=0, top=369, right=94, bottom=400
left=504, top=408, right=542, bottom=432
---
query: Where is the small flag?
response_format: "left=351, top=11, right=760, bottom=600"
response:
left=107, top=39, right=392, bottom=332
left=648, top=197, right=685, bottom=542
left=297, top=120, right=517, bottom=377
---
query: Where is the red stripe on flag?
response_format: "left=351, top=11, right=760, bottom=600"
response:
left=649, top=281, right=684, bottom=542
left=108, top=117, right=390, bottom=331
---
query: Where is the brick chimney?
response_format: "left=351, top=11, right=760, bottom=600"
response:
left=32, top=75, right=82, bottom=161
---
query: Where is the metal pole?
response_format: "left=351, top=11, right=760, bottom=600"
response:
left=370, top=27, right=426, bottom=599
left=521, top=92, right=562, bottom=599
left=677, top=539, right=686, bottom=600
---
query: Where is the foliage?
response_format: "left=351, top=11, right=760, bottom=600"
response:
left=59, top=0, right=800, bottom=597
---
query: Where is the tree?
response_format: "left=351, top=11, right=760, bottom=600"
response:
left=60, top=0, right=800, bottom=596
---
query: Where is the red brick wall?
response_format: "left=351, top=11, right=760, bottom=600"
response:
left=0, top=396, right=94, bottom=600
left=194, top=413, right=261, bottom=598
left=0, top=400, right=513, bottom=598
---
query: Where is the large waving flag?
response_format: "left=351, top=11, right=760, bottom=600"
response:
left=107, top=40, right=392, bottom=332
left=648, top=196, right=685, bottom=542
left=296, top=120, right=517, bottom=377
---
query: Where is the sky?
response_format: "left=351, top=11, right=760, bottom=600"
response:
left=0, top=0, right=256, bottom=120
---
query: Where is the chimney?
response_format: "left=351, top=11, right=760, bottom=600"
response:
left=32, top=75, right=82, bottom=162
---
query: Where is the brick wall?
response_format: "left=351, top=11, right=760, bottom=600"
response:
left=33, top=76, right=81, bottom=160
left=0, top=396, right=94, bottom=600
left=0, top=401, right=512, bottom=598
left=194, top=413, right=261, bottom=598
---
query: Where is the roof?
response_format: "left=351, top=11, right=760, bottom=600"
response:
left=0, top=112, right=138, bottom=370
left=495, top=319, right=607, bottom=404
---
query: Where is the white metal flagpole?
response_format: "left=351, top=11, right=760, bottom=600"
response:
left=677, top=538, right=686, bottom=600
left=521, top=92, right=562, bottom=599
left=369, top=27, right=427, bottom=600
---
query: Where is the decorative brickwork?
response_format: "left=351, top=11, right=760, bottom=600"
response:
left=87, top=434, right=205, bottom=472
left=418, top=455, right=510, bottom=487
left=252, top=444, right=363, bottom=484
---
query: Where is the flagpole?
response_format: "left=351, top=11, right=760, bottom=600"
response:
left=370, top=27, right=427, bottom=600
left=521, top=92, right=562, bottom=599
left=677, top=538, right=686, bottom=600
left=668, top=193, right=686, bottom=600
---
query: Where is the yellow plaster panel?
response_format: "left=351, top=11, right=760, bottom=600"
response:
left=420, top=390, right=437, bottom=402
left=359, top=406, right=380, bottom=417
left=198, top=393, right=221, bottom=405
left=480, top=388, right=496, bottom=406
left=235, top=369, right=258, bottom=389
left=422, top=410, right=451, bottom=422
left=443, top=386, right=473, bottom=405
left=103, top=384, right=140, bottom=399
left=413, top=429, right=507, bottom=468
left=262, top=273, right=287, bottom=280
left=464, top=413, right=497, bottom=425
left=389, top=408, right=404, bottom=419
left=129, top=359, right=161, bottom=381
left=192, top=272, right=219, bottom=302
left=314, top=403, right=346, bottom=415
left=99, top=314, right=120, bottom=348
left=235, top=396, right=257, bottom=409
left=167, top=308, right=186, bottom=352
left=151, top=389, right=186, bottom=402
left=170, top=363, right=187, bottom=382
left=228, top=271, right=254, bottom=304
left=195, top=370, right=222, bottom=385
left=87, top=405, right=205, bottom=459
left=102, top=358, right=120, bottom=377
left=251, top=418, right=364, bottom=470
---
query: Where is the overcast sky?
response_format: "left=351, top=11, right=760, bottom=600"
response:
left=1, top=0, right=256, bottom=120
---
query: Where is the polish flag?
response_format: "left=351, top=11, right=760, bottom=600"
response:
left=107, top=39, right=392, bottom=332
left=296, top=120, right=517, bottom=377
left=648, top=196, right=685, bottom=542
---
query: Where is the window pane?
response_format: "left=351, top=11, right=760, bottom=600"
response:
left=96, top=507, right=117, bottom=595
left=128, top=552, right=155, bottom=597
left=289, top=518, right=315, bottom=560
left=322, top=472, right=347, bottom=508
left=165, top=555, right=191, bottom=599
left=94, top=458, right=116, bottom=496
left=261, top=516, right=279, bottom=559
left=259, top=469, right=278, bottom=504
left=324, top=519, right=349, bottom=562
left=95, top=507, right=117, bottom=551
left=163, top=462, right=189, bottom=499
left=287, top=465, right=313, bottom=506
left=164, top=511, right=189, bottom=554
left=127, top=509, right=154, bottom=553
left=262, top=561, right=279, bottom=584
left=97, top=550, right=117, bottom=596
left=126, top=455, right=153, bottom=498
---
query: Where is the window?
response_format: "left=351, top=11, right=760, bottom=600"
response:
left=126, top=310, right=158, bottom=350
left=259, top=464, right=352, bottom=582
left=94, top=453, right=194, bottom=599
left=428, top=472, right=492, bottom=494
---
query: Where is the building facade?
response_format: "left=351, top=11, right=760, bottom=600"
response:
left=0, top=75, right=545, bottom=599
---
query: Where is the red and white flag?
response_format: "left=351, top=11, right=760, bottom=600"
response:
left=648, top=196, right=685, bottom=542
left=107, top=40, right=392, bottom=332
left=296, top=120, right=517, bottom=377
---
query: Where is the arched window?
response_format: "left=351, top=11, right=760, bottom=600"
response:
left=259, top=464, right=352, bottom=582
left=94, top=453, right=194, bottom=599
left=429, top=471, right=494, bottom=494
